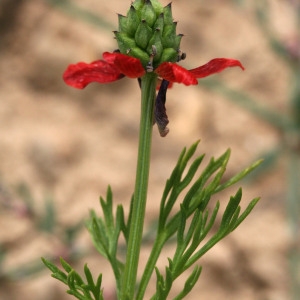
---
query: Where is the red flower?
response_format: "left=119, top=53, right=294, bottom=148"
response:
left=63, top=51, right=244, bottom=136
left=63, top=51, right=244, bottom=89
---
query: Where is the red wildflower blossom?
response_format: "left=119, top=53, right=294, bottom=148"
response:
left=62, top=0, right=246, bottom=136
left=63, top=51, right=244, bottom=89
left=63, top=51, right=244, bottom=136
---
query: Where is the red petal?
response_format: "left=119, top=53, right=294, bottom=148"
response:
left=155, top=62, right=198, bottom=86
left=189, top=58, right=245, bottom=78
left=103, top=52, right=145, bottom=78
left=63, top=60, right=124, bottom=89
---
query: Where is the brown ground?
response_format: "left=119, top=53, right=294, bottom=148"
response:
left=0, top=0, right=296, bottom=299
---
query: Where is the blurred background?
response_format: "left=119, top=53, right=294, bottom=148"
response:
left=0, top=0, right=299, bottom=299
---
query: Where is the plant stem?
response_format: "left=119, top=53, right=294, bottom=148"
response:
left=120, top=73, right=157, bottom=300
left=136, top=233, right=166, bottom=300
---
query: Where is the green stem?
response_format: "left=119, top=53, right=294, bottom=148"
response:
left=136, top=233, right=166, bottom=300
left=120, top=73, right=157, bottom=300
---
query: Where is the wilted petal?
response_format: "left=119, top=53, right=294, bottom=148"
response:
left=155, top=62, right=198, bottom=86
left=189, top=58, right=245, bottom=78
left=63, top=60, right=124, bottom=89
left=155, top=79, right=170, bottom=137
left=103, top=52, right=145, bottom=78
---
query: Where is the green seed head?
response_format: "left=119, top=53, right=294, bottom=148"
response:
left=114, top=0, right=183, bottom=69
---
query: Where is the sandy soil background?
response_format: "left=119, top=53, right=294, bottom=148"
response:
left=0, top=0, right=298, bottom=299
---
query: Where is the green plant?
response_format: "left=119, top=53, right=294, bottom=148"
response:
left=42, top=1, right=260, bottom=299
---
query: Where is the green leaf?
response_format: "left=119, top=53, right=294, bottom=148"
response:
left=125, top=194, right=134, bottom=241
left=84, top=264, right=94, bottom=287
left=183, top=150, right=230, bottom=211
left=178, top=155, right=205, bottom=192
left=181, top=140, right=201, bottom=167
left=215, top=159, right=263, bottom=193
left=60, top=257, right=73, bottom=273
left=67, top=271, right=77, bottom=290
left=184, top=195, right=259, bottom=271
left=175, top=209, right=203, bottom=270
left=220, top=188, right=242, bottom=228
left=189, top=210, right=204, bottom=247
left=159, top=141, right=201, bottom=225
left=232, top=197, right=260, bottom=231
left=41, top=257, right=59, bottom=273
left=163, top=154, right=204, bottom=223
left=67, top=289, right=86, bottom=300
left=173, top=266, right=202, bottom=300
left=154, top=267, right=165, bottom=298
left=100, top=186, right=114, bottom=232
left=184, top=209, right=202, bottom=248
left=90, top=217, right=109, bottom=258
left=95, top=274, right=104, bottom=300
left=158, top=149, right=186, bottom=225
left=73, top=270, right=85, bottom=286
left=200, top=202, right=219, bottom=240
left=137, top=142, right=261, bottom=300
left=176, top=205, right=187, bottom=246
left=165, top=266, right=173, bottom=292
left=41, top=257, right=68, bottom=284
left=67, top=270, right=93, bottom=299
left=52, top=272, right=69, bottom=284
left=87, top=187, right=125, bottom=295
left=163, top=150, right=230, bottom=244
left=116, top=205, right=126, bottom=237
